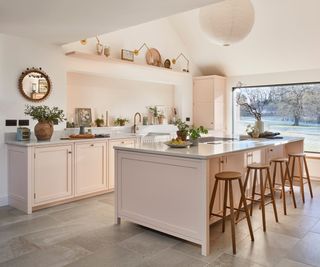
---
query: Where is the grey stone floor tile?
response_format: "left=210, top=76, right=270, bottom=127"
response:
left=310, top=219, right=320, bottom=234
left=137, top=247, right=208, bottom=267
left=64, top=243, right=144, bottom=267
left=208, top=253, right=264, bottom=267
left=65, top=222, right=143, bottom=252
left=234, top=228, right=300, bottom=267
left=118, top=229, right=180, bottom=257
left=0, top=236, right=38, bottom=264
left=0, top=241, right=91, bottom=267
left=275, top=258, right=313, bottom=267
left=287, top=232, right=320, bottom=267
left=0, top=215, right=59, bottom=243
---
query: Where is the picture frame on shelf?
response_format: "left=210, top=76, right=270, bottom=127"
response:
left=121, top=49, right=134, bottom=62
left=75, top=108, right=92, bottom=127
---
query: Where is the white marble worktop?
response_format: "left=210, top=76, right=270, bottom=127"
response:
left=114, top=136, right=304, bottom=159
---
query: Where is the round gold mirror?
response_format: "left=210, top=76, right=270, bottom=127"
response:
left=18, top=67, right=51, bottom=102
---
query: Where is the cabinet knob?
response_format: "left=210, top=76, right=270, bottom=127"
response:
left=270, top=149, right=273, bottom=152
left=90, top=144, right=94, bottom=147
left=121, top=142, right=125, bottom=144
left=68, top=151, right=72, bottom=154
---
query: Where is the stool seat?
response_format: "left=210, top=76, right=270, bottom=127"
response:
left=247, top=163, right=270, bottom=169
left=215, top=171, right=242, bottom=180
left=288, top=153, right=305, bottom=157
left=271, top=158, right=288, bottom=163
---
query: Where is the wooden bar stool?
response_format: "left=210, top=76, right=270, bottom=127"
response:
left=210, top=171, right=254, bottom=254
left=270, top=158, right=297, bottom=215
left=237, top=163, right=278, bottom=232
left=288, top=153, right=313, bottom=203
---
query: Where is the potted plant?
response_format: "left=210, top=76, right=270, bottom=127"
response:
left=158, top=113, right=165, bottom=125
left=188, top=126, right=208, bottom=145
left=175, top=119, right=189, bottom=141
left=148, top=106, right=159, bottom=125
left=114, top=118, right=129, bottom=126
left=95, top=118, right=104, bottom=127
left=24, top=105, right=65, bottom=141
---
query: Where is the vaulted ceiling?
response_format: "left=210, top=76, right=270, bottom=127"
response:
left=0, top=0, right=222, bottom=44
left=170, top=0, right=320, bottom=76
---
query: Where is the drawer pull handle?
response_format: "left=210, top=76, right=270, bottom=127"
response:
left=91, top=144, right=94, bottom=147
left=68, top=151, right=72, bottom=154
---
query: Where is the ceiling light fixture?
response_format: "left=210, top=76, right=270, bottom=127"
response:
left=199, top=0, right=255, bottom=46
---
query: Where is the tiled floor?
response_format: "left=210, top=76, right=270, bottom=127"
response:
left=0, top=182, right=320, bottom=267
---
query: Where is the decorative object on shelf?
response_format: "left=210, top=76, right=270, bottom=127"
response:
left=175, top=119, right=189, bottom=141
left=172, top=53, right=189, bottom=72
left=143, top=116, right=148, bottom=125
left=133, top=43, right=162, bottom=67
left=188, top=126, right=208, bottom=146
left=171, top=107, right=177, bottom=124
left=148, top=106, right=159, bottom=125
left=114, top=118, right=129, bottom=126
left=199, top=0, right=255, bottom=46
left=80, top=39, right=87, bottom=45
left=75, top=108, right=92, bottom=127
left=16, top=127, right=31, bottom=141
left=146, top=48, right=162, bottom=67
left=103, top=46, right=110, bottom=57
left=163, top=59, right=171, bottom=69
left=246, top=124, right=259, bottom=138
left=24, top=105, right=65, bottom=141
left=96, top=36, right=104, bottom=55
left=158, top=114, right=165, bottom=125
left=121, top=49, right=134, bottom=62
left=18, top=67, right=52, bottom=102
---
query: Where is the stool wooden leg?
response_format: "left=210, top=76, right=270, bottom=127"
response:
left=279, top=163, right=287, bottom=215
left=285, top=161, right=297, bottom=208
left=250, top=169, right=257, bottom=216
left=238, top=179, right=254, bottom=242
left=303, top=156, right=313, bottom=198
left=236, top=169, right=250, bottom=221
left=209, top=179, right=219, bottom=216
left=297, top=157, right=305, bottom=203
left=259, top=169, right=267, bottom=231
left=228, top=180, right=236, bottom=254
left=222, top=180, right=228, bottom=233
left=267, top=167, right=279, bottom=223
left=272, top=162, right=277, bottom=190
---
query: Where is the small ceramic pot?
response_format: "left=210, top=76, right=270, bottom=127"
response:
left=34, top=121, right=53, bottom=141
left=176, top=131, right=187, bottom=141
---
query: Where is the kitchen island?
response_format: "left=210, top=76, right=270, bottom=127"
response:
left=114, top=137, right=304, bottom=256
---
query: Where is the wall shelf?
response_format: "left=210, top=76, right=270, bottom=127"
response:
left=65, top=51, right=190, bottom=76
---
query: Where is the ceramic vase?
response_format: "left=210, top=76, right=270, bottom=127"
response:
left=34, top=121, right=53, bottom=141
left=255, top=120, right=264, bottom=134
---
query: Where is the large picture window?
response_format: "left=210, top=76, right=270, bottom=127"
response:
left=233, top=82, right=320, bottom=153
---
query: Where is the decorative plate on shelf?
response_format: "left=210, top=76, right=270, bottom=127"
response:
left=164, top=141, right=192, bottom=148
left=146, top=48, right=162, bottom=67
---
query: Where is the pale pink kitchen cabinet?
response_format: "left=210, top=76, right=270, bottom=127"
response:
left=193, top=75, right=226, bottom=132
left=75, top=142, right=107, bottom=196
left=34, top=145, right=73, bottom=205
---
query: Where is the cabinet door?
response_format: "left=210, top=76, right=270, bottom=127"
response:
left=75, top=142, right=107, bottom=196
left=209, top=157, right=223, bottom=222
left=34, top=145, right=72, bottom=205
left=193, top=79, right=214, bottom=102
left=108, top=139, right=135, bottom=190
left=193, top=102, right=214, bottom=129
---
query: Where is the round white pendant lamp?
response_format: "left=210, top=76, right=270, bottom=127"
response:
left=199, top=0, right=255, bottom=46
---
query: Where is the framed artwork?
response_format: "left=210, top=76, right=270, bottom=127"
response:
left=75, top=108, right=92, bottom=127
left=121, top=49, right=134, bottom=62
left=38, top=78, right=49, bottom=93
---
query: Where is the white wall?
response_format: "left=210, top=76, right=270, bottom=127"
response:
left=67, top=72, right=174, bottom=123
left=0, top=34, right=67, bottom=205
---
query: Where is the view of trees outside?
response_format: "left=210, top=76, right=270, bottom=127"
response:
left=233, top=83, right=320, bottom=153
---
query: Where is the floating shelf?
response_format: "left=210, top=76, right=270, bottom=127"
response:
left=65, top=51, right=190, bottom=76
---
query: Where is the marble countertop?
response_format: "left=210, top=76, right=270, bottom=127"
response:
left=114, top=136, right=304, bottom=159
left=5, top=133, right=139, bottom=147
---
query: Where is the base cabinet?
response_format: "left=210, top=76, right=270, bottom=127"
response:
left=75, top=142, right=107, bottom=196
left=108, top=138, right=135, bottom=189
left=34, top=145, right=73, bottom=205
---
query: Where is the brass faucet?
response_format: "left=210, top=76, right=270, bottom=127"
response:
left=133, top=112, right=142, bottom=134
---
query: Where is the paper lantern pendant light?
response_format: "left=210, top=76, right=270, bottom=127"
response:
left=199, top=0, right=255, bottom=46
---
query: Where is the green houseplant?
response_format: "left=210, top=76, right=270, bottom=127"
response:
left=24, top=105, right=65, bottom=141
left=95, top=118, right=104, bottom=127
left=175, top=119, right=189, bottom=141
left=188, top=126, right=208, bottom=146
left=114, top=118, right=129, bottom=126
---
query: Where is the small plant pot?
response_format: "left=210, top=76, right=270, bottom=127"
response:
left=119, top=121, right=125, bottom=126
left=190, top=138, right=199, bottom=146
